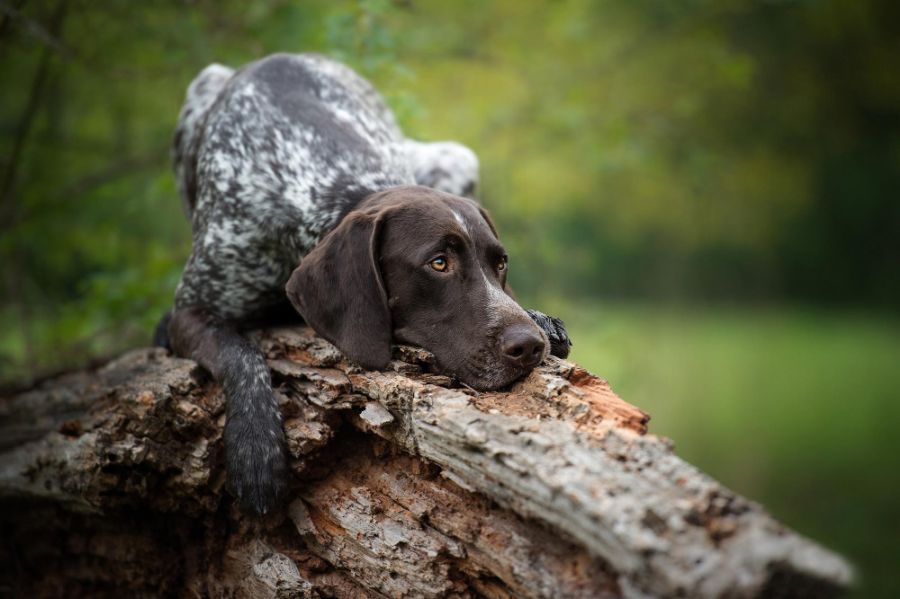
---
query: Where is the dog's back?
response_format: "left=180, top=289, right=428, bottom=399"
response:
left=175, top=53, right=413, bottom=229
left=172, top=54, right=417, bottom=318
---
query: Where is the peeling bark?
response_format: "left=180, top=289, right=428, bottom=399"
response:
left=0, top=327, right=852, bottom=598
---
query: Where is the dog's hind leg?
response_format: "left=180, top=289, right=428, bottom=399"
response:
left=173, top=63, right=235, bottom=217
left=167, top=306, right=289, bottom=515
left=402, top=139, right=480, bottom=198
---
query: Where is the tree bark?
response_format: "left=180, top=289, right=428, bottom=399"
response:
left=0, top=327, right=853, bottom=598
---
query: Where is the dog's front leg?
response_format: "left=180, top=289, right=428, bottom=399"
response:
left=526, top=309, right=572, bottom=359
left=168, top=307, right=288, bottom=515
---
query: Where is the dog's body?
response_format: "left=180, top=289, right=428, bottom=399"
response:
left=164, top=53, right=569, bottom=514
left=173, top=53, right=478, bottom=319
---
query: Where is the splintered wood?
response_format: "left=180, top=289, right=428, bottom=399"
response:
left=0, top=327, right=852, bottom=598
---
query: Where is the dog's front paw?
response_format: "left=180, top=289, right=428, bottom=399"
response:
left=224, top=411, right=289, bottom=516
left=526, top=309, right=572, bottom=359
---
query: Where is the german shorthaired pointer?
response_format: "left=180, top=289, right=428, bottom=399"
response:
left=157, top=53, right=571, bottom=514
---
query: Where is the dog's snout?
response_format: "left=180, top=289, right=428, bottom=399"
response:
left=500, top=324, right=545, bottom=370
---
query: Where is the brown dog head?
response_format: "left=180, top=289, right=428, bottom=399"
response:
left=286, top=185, right=547, bottom=390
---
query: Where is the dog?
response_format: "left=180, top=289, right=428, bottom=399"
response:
left=158, top=53, right=571, bottom=515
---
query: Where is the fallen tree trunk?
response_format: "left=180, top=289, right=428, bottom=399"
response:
left=0, top=327, right=852, bottom=598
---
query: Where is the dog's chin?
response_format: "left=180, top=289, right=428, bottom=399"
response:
left=440, top=359, right=531, bottom=392
left=465, top=371, right=526, bottom=391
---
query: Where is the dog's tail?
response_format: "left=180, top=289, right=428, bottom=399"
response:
left=172, top=63, right=235, bottom=218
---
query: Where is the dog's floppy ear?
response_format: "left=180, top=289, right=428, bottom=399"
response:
left=477, top=205, right=500, bottom=240
left=286, top=209, right=392, bottom=369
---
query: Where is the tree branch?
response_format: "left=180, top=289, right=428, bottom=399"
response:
left=0, top=327, right=853, bottom=598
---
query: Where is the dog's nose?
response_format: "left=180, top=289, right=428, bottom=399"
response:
left=500, top=325, right=545, bottom=370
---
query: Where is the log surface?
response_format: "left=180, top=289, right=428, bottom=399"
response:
left=0, top=327, right=853, bottom=598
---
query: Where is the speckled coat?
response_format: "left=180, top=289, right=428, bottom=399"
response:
left=172, top=52, right=479, bottom=319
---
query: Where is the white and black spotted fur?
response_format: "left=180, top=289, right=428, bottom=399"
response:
left=160, top=53, right=569, bottom=515
left=173, top=54, right=479, bottom=318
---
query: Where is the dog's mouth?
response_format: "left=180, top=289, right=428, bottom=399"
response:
left=456, top=365, right=529, bottom=391
left=394, top=319, right=548, bottom=391
left=436, top=344, right=541, bottom=392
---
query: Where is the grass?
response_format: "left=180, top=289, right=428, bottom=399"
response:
left=537, top=298, right=900, bottom=598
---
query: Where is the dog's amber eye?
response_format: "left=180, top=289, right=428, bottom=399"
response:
left=498, top=257, right=508, bottom=272
left=430, top=257, right=448, bottom=272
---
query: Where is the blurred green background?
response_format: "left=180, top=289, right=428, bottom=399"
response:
left=1, top=0, right=898, bottom=595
